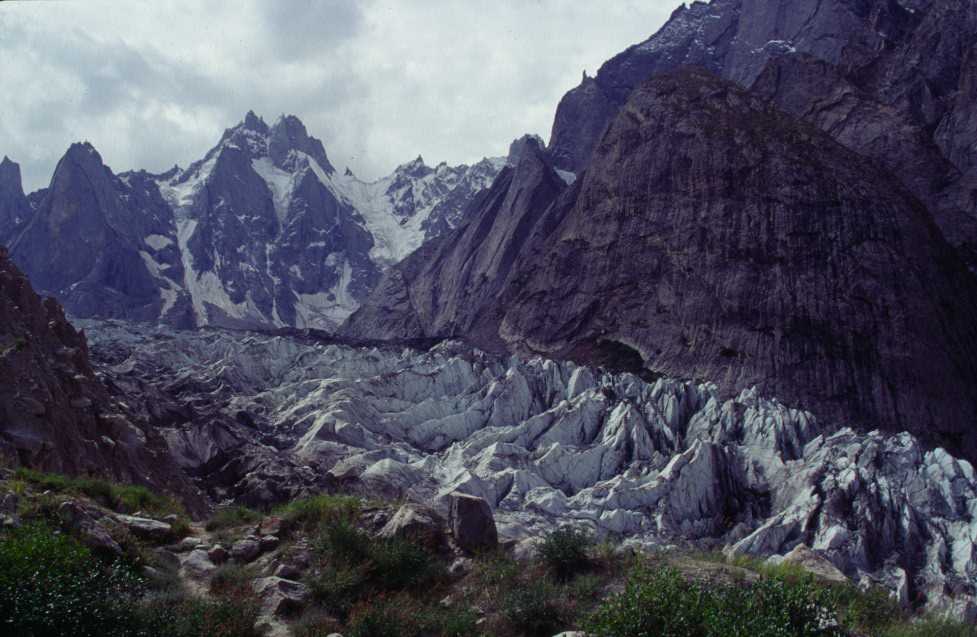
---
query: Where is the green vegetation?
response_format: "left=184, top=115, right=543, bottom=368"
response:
left=0, top=522, right=261, bottom=637
left=204, top=505, right=263, bottom=533
left=539, top=526, right=594, bottom=582
left=276, top=493, right=360, bottom=535
left=308, top=516, right=443, bottom=619
left=14, top=468, right=184, bottom=518
left=585, top=564, right=977, bottom=637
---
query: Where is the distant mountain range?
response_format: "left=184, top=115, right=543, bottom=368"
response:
left=0, top=113, right=506, bottom=330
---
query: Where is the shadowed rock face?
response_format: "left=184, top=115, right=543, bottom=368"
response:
left=0, top=157, right=31, bottom=242
left=8, top=143, right=178, bottom=323
left=0, top=248, right=204, bottom=513
left=547, top=0, right=977, bottom=267
left=503, top=70, right=977, bottom=459
left=348, top=69, right=977, bottom=461
left=342, top=136, right=566, bottom=346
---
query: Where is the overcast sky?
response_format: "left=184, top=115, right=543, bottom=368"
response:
left=0, top=1, right=675, bottom=192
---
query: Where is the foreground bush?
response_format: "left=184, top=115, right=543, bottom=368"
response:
left=0, top=523, right=260, bottom=637
left=539, top=526, right=594, bottom=582
left=14, top=468, right=184, bottom=517
left=586, top=566, right=841, bottom=637
left=0, top=523, right=144, bottom=636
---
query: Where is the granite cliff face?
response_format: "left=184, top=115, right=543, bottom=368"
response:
left=1, top=114, right=502, bottom=330
left=0, top=157, right=31, bottom=242
left=548, top=0, right=977, bottom=267
left=0, top=248, right=202, bottom=511
left=347, top=70, right=977, bottom=462
left=343, top=136, right=566, bottom=346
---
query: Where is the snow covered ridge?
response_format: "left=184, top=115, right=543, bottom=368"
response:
left=82, top=319, right=977, bottom=621
left=143, top=112, right=507, bottom=330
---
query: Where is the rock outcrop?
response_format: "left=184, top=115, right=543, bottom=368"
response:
left=0, top=249, right=203, bottom=512
left=0, top=156, right=31, bottom=243
left=546, top=0, right=977, bottom=267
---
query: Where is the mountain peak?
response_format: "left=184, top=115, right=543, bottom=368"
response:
left=506, top=134, right=545, bottom=167
left=267, top=113, right=333, bottom=174
left=243, top=110, right=267, bottom=132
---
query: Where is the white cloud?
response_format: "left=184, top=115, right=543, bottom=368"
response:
left=0, top=0, right=674, bottom=191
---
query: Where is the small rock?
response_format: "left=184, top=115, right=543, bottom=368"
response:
left=448, top=557, right=473, bottom=577
left=153, top=548, right=181, bottom=570
left=553, top=632, right=588, bottom=637
left=171, top=536, right=201, bottom=552
left=378, top=503, right=445, bottom=551
left=258, top=516, right=282, bottom=536
left=260, top=535, right=280, bottom=552
left=231, top=537, right=262, bottom=563
left=252, top=576, right=310, bottom=617
left=274, top=563, right=302, bottom=580
left=208, top=544, right=229, bottom=565
left=58, top=500, right=122, bottom=555
left=183, top=549, right=217, bottom=578
left=448, top=493, right=497, bottom=554
left=162, top=513, right=180, bottom=524
left=117, top=514, right=173, bottom=542
left=771, top=544, right=848, bottom=584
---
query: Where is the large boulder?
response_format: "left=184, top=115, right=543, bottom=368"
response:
left=766, top=544, right=848, bottom=585
left=117, top=514, right=173, bottom=542
left=231, top=536, right=262, bottom=563
left=252, top=576, right=310, bottom=617
left=378, top=503, right=446, bottom=551
left=448, top=493, right=497, bottom=553
left=58, top=500, right=121, bottom=555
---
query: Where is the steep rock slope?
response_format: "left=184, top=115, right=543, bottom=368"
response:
left=548, top=0, right=977, bottom=265
left=349, top=70, right=977, bottom=462
left=0, top=249, right=202, bottom=511
left=83, top=319, right=977, bottom=619
left=343, top=136, right=565, bottom=344
left=9, top=143, right=179, bottom=323
left=0, top=156, right=31, bottom=242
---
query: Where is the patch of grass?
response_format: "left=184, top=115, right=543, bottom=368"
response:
left=293, top=608, right=345, bottom=637
left=209, top=563, right=257, bottom=598
left=308, top=516, right=444, bottom=620
left=205, top=505, right=263, bottom=533
left=345, top=593, right=478, bottom=637
left=13, top=468, right=183, bottom=517
left=276, top=494, right=360, bottom=535
left=539, top=526, right=594, bottom=582
left=881, top=619, right=977, bottom=637
left=135, top=588, right=262, bottom=637
left=501, top=580, right=564, bottom=637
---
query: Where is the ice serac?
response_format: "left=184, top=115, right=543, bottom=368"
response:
left=0, top=251, right=203, bottom=512
left=0, top=156, right=31, bottom=243
left=342, top=135, right=566, bottom=344
left=502, top=70, right=977, bottom=461
left=9, top=143, right=177, bottom=323
left=81, top=320, right=977, bottom=619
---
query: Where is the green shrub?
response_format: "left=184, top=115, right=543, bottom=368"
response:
left=135, top=589, right=262, bottom=637
left=501, top=580, right=563, bottom=637
left=205, top=506, right=263, bottom=533
left=0, top=522, right=145, bottom=636
left=310, top=563, right=371, bottom=618
left=209, top=563, right=257, bottom=598
left=13, top=468, right=183, bottom=517
left=292, top=608, right=345, bottom=637
left=345, top=593, right=478, bottom=637
left=539, top=526, right=594, bottom=582
left=277, top=494, right=359, bottom=535
left=313, top=517, right=372, bottom=565
left=585, top=566, right=844, bottom=637
left=369, top=535, right=441, bottom=590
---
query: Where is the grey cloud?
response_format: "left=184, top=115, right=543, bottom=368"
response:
left=0, top=1, right=674, bottom=192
